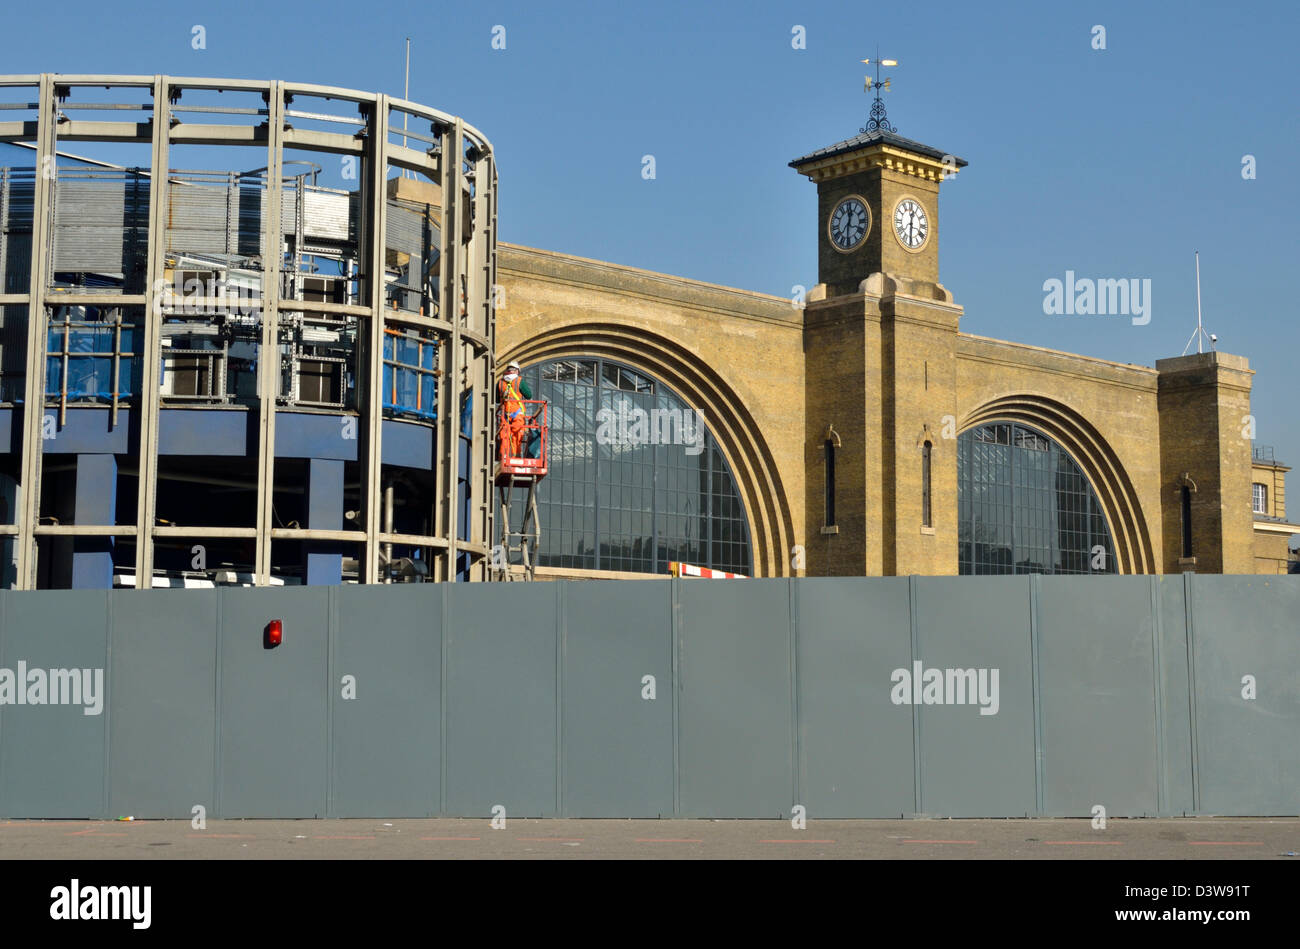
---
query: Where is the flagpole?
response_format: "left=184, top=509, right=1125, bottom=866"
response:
left=403, top=37, right=411, bottom=179
left=1194, top=251, right=1203, bottom=354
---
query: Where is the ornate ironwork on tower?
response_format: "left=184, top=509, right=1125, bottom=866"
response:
left=860, top=54, right=898, bottom=134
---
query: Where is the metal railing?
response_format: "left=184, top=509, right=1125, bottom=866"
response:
left=44, top=311, right=140, bottom=426
left=382, top=328, right=438, bottom=420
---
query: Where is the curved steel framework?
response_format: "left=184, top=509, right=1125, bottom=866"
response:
left=0, top=75, right=498, bottom=588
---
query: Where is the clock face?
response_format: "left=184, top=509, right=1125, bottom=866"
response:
left=893, top=198, right=929, bottom=250
left=828, top=196, right=870, bottom=252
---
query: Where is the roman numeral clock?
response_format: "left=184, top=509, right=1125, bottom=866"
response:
left=790, top=56, right=966, bottom=297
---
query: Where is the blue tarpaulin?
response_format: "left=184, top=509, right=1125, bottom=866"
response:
left=45, top=325, right=142, bottom=400
left=382, top=334, right=437, bottom=421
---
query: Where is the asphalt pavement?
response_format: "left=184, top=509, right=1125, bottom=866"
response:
left=3, top=817, right=1297, bottom=859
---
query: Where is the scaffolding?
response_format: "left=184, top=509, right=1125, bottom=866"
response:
left=0, top=74, right=499, bottom=589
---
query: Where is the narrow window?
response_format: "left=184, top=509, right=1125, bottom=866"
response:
left=921, top=440, right=933, bottom=528
left=1252, top=482, right=1268, bottom=515
left=824, top=440, right=836, bottom=527
left=1180, top=485, right=1193, bottom=558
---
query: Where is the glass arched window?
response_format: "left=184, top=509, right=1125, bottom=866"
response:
left=512, top=357, right=751, bottom=575
left=957, top=422, right=1116, bottom=575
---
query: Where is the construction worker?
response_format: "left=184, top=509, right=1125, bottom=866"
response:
left=497, top=360, right=532, bottom=461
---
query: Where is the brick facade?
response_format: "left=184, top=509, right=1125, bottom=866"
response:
left=493, top=132, right=1284, bottom=577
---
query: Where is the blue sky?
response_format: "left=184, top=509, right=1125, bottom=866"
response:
left=2, top=0, right=1297, bottom=466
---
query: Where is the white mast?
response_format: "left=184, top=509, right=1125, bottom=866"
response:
left=1182, top=251, right=1213, bottom=355
left=1195, top=251, right=1203, bottom=353
left=403, top=37, right=411, bottom=178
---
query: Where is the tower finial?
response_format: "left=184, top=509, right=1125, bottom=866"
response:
left=860, top=49, right=898, bottom=134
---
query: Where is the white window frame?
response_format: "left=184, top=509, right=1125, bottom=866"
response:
left=1253, top=482, right=1268, bottom=515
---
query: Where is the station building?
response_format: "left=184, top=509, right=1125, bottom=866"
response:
left=496, top=127, right=1299, bottom=580
left=0, top=73, right=1293, bottom=587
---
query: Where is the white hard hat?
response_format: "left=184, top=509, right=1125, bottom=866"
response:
left=506, top=361, right=521, bottom=371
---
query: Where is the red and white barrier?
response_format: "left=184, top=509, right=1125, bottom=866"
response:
left=669, top=561, right=748, bottom=579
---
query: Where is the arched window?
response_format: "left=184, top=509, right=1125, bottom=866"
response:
left=921, top=440, right=933, bottom=528
left=824, top=439, right=836, bottom=528
left=510, top=358, right=752, bottom=575
left=957, top=422, right=1116, bottom=574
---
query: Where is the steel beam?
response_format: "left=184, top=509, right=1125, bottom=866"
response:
left=0, top=121, right=38, bottom=142
left=386, top=144, right=438, bottom=177
left=50, top=120, right=151, bottom=143
left=35, top=524, right=136, bottom=536
left=272, top=527, right=363, bottom=542
left=46, top=293, right=147, bottom=306
left=282, top=128, right=364, bottom=156
left=152, top=526, right=258, bottom=538
left=168, top=125, right=267, bottom=147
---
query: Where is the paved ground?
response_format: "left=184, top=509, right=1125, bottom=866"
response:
left=2, top=817, right=1297, bottom=859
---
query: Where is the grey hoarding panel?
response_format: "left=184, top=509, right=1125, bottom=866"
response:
left=2, top=576, right=1298, bottom=821
left=331, top=585, right=441, bottom=817
left=217, top=587, right=329, bottom=818
left=1156, top=576, right=1194, bottom=814
left=560, top=581, right=673, bottom=817
left=796, top=577, right=914, bottom=817
left=913, top=576, right=1037, bottom=817
left=1037, top=577, right=1158, bottom=817
left=109, top=590, right=217, bottom=819
left=677, top=579, right=793, bottom=818
left=443, top=583, right=559, bottom=818
left=1188, top=576, right=1300, bottom=815
left=0, top=591, right=109, bottom=818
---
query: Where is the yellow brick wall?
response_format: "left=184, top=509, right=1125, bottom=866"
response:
left=496, top=245, right=806, bottom=577
left=495, top=249, right=1262, bottom=577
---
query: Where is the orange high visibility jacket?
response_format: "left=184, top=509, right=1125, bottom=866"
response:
left=498, top=374, right=528, bottom=419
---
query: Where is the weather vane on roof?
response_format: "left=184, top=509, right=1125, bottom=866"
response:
left=860, top=50, right=898, bottom=134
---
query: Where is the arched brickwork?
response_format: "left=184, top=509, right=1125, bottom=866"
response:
left=502, top=323, right=797, bottom=577
left=960, top=395, right=1158, bottom=574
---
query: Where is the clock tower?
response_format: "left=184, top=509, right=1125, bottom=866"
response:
left=793, top=66, right=969, bottom=580
left=790, top=128, right=965, bottom=297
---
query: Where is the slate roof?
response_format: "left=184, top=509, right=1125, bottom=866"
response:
left=1254, top=513, right=1300, bottom=526
left=789, top=129, right=967, bottom=169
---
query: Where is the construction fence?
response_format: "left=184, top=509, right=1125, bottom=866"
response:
left=0, top=574, right=1295, bottom=819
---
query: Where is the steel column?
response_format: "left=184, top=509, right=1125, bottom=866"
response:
left=434, top=120, right=464, bottom=581
left=253, top=82, right=286, bottom=585
left=15, top=75, right=57, bottom=589
left=134, top=74, right=172, bottom=588
left=358, top=96, right=391, bottom=585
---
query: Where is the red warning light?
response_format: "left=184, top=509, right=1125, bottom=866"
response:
left=265, top=619, right=283, bottom=648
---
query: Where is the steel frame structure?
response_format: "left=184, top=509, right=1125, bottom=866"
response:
left=0, top=74, right=498, bottom=588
